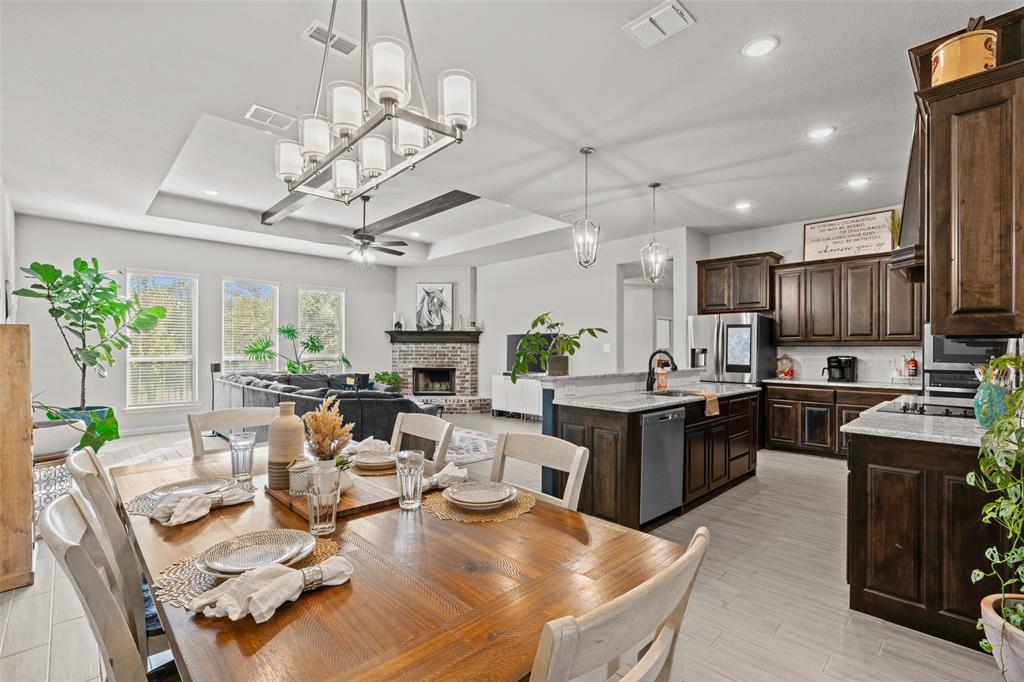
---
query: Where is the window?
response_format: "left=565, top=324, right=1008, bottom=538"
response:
left=299, top=286, right=345, bottom=372
left=126, top=271, right=198, bottom=407
left=223, top=279, right=278, bottom=372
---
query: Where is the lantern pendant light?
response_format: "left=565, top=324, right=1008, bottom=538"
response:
left=641, top=182, right=668, bottom=284
left=572, top=147, right=600, bottom=269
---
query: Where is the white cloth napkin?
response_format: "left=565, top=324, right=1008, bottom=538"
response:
left=424, top=461, right=468, bottom=491
left=188, top=555, right=354, bottom=623
left=344, top=437, right=392, bottom=455
left=149, top=487, right=254, bottom=526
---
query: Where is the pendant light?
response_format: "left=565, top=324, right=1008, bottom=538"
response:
left=641, top=182, right=668, bottom=284
left=572, top=147, right=600, bottom=269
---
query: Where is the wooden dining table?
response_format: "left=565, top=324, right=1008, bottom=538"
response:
left=109, top=449, right=689, bottom=682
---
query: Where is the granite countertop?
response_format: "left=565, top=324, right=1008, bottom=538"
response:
left=533, top=368, right=702, bottom=384
left=840, top=396, right=985, bottom=448
left=762, top=378, right=923, bottom=391
left=552, top=382, right=761, bottom=413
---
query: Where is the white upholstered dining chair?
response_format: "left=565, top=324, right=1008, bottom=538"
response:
left=390, top=412, right=455, bottom=473
left=530, top=526, right=710, bottom=682
left=66, top=448, right=168, bottom=660
left=490, top=433, right=589, bottom=510
left=187, top=406, right=277, bottom=458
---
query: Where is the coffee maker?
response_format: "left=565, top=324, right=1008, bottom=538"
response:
left=823, top=356, right=857, bottom=382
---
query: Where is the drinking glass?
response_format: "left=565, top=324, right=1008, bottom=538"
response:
left=396, top=450, right=425, bottom=511
left=307, top=468, right=341, bottom=536
left=228, top=432, right=256, bottom=482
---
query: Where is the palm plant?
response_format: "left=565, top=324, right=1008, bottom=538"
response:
left=244, top=324, right=351, bottom=374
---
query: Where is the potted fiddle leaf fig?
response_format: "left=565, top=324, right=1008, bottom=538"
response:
left=244, top=323, right=351, bottom=375
left=510, top=312, right=606, bottom=382
left=968, top=353, right=1024, bottom=678
left=14, top=259, right=166, bottom=450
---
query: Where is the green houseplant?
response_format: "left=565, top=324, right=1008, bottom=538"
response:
left=14, top=259, right=165, bottom=448
left=373, top=371, right=402, bottom=391
left=510, top=312, right=606, bottom=382
left=969, top=353, right=1024, bottom=677
left=244, top=324, right=352, bottom=374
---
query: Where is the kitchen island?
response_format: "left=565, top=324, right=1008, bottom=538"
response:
left=545, top=381, right=761, bottom=529
left=842, top=396, right=1001, bottom=648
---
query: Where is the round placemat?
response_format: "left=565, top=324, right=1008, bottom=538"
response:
left=351, top=465, right=395, bottom=477
left=124, top=481, right=256, bottom=517
left=421, top=489, right=536, bottom=523
left=151, top=536, right=339, bottom=608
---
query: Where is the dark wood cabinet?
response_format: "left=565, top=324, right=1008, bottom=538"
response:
left=798, top=402, right=834, bottom=452
left=767, top=398, right=799, bottom=448
left=835, top=404, right=866, bottom=457
left=684, top=426, right=710, bottom=503
left=697, top=252, right=781, bottom=314
left=805, top=263, right=842, bottom=341
left=926, top=71, right=1024, bottom=335
left=773, top=266, right=805, bottom=342
left=709, top=422, right=729, bottom=491
left=683, top=394, right=760, bottom=507
left=555, top=407, right=631, bottom=525
left=879, top=258, right=922, bottom=342
left=841, top=259, right=880, bottom=341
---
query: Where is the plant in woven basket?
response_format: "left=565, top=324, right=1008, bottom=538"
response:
left=301, top=395, right=354, bottom=462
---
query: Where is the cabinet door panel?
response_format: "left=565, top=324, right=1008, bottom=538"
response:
left=699, top=262, right=733, bottom=313
left=589, top=427, right=621, bottom=522
left=684, top=427, right=709, bottom=503
left=709, top=422, right=729, bottom=491
left=865, top=464, right=925, bottom=605
left=799, top=402, right=834, bottom=452
left=774, top=268, right=805, bottom=342
left=880, top=259, right=922, bottom=341
left=732, top=258, right=769, bottom=310
left=767, top=399, right=799, bottom=447
left=805, top=264, right=841, bottom=341
left=842, top=259, right=880, bottom=341
left=836, top=404, right=866, bottom=457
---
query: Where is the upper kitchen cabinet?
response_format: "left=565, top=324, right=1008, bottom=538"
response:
left=697, top=252, right=782, bottom=314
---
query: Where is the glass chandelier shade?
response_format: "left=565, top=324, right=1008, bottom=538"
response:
left=274, top=139, right=303, bottom=183
left=327, top=81, right=364, bottom=137
left=298, top=114, right=332, bottom=163
left=641, top=239, right=668, bottom=284
left=351, top=246, right=377, bottom=264
left=393, top=107, right=426, bottom=156
left=438, top=69, right=478, bottom=130
left=331, top=156, right=360, bottom=198
left=360, top=135, right=390, bottom=179
left=368, top=36, right=411, bottom=105
left=572, top=218, right=600, bottom=269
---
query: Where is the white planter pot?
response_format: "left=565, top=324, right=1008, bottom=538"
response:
left=312, top=460, right=353, bottom=495
left=32, top=419, right=85, bottom=460
left=981, top=594, right=1024, bottom=682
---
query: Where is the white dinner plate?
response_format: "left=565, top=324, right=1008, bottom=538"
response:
left=199, top=529, right=315, bottom=575
left=446, top=481, right=516, bottom=505
left=442, top=486, right=518, bottom=511
left=147, top=477, right=236, bottom=500
left=351, top=452, right=396, bottom=469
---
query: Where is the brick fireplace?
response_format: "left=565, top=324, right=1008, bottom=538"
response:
left=387, top=330, right=491, bottom=414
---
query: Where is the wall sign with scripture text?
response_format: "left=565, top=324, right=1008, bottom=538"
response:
left=803, top=210, right=894, bottom=261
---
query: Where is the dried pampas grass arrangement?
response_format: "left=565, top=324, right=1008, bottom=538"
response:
left=302, top=396, right=354, bottom=461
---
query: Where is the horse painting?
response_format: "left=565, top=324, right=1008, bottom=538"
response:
left=416, top=283, right=452, bottom=330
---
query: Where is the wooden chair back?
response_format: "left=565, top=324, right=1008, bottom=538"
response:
left=490, top=433, right=589, bottom=510
left=67, top=448, right=147, bottom=652
left=39, top=493, right=148, bottom=682
left=187, top=407, right=277, bottom=458
left=531, top=527, right=710, bottom=682
left=390, top=412, right=455, bottom=473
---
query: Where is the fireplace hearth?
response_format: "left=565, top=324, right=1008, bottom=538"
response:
left=413, top=367, right=456, bottom=396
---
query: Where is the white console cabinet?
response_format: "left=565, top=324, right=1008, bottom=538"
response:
left=490, top=375, right=543, bottom=418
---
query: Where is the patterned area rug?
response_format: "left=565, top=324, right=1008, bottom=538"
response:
left=445, top=427, right=498, bottom=466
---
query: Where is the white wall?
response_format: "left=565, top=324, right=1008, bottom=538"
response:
left=394, top=265, right=476, bottom=329
left=622, top=285, right=654, bottom=372
left=1, top=177, right=14, bottom=322
left=14, top=214, right=395, bottom=434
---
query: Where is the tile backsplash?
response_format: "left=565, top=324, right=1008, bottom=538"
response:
left=779, top=346, right=923, bottom=383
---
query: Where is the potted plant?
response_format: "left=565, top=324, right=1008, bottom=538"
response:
left=372, top=371, right=402, bottom=392
left=244, top=323, right=352, bottom=374
left=969, top=353, right=1024, bottom=678
left=510, top=312, right=606, bottom=382
left=14, top=259, right=166, bottom=449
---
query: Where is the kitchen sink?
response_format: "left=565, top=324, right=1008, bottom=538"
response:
left=649, top=390, right=690, bottom=397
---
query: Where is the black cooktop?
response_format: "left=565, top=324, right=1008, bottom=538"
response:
left=876, top=397, right=976, bottom=418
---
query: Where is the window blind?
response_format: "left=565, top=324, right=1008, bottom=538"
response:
left=223, top=279, right=278, bottom=372
left=299, top=287, right=345, bottom=373
left=126, top=272, right=197, bottom=407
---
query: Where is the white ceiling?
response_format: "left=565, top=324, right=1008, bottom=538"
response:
left=2, top=0, right=1017, bottom=267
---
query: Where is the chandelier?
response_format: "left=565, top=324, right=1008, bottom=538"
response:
left=641, top=182, right=668, bottom=284
left=572, top=147, right=600, bottom=268
left=263, top=0, right=477, bottom=226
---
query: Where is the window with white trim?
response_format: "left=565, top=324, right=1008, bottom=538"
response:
left=126, top=271, right=198, bottom=407
left=299, top=286, right=345, bottom=373
left=222, top=279, right=278, bottom=372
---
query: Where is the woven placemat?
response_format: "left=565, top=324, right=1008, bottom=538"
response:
left=123, top=481, right=257, bottom=517
left=421, top=489, right=536, bottom=523
left=351, top=465, right=395, bottom=477
left=151, top=536, right=340, bottom=608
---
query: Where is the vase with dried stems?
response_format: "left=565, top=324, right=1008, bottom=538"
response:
left=302, top=396, right=355, bottom=492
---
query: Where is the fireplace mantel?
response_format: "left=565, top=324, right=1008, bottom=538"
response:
left=385, top=330, right=482, bottom=344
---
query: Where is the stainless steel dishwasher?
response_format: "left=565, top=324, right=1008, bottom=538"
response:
left=639, top=407, right=686, bottom=524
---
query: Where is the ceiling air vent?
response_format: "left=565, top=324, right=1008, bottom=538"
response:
left=244, top=104, right=295, bottom=131
left=301, top=20, right=358, bottom=57
left=623, top=1, right=695, bottom=49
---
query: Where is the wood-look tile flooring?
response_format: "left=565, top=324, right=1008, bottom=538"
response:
left=1, top=415, right=998, bottom=681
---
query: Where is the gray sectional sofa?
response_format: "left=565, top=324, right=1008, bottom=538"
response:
left=214, top=372, right=441, bottom=442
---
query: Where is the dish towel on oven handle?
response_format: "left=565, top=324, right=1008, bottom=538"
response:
left=149, top=487, right=255, bottom=526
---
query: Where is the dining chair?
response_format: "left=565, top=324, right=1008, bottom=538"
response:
left=67, top=448, right=168, bottom=660
left=390, top=412, right=455, bottom=473
left=187, top=406, right=278, bottom=458
left=39, top=492, right=176, bottom=682
left=491, top=433, right=589, bottom=510
left=531, top=526, right=710, bottom=682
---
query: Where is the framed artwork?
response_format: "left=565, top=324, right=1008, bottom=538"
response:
left=415, top=282, right=453, bottom=331
left=803, top=209, right=894, bottom=261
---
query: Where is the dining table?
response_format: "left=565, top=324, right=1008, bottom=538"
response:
left=109, top=447, right=689, bottom=682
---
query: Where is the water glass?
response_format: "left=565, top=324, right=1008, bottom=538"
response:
left=396, top=450, right=425, bottom=511
left=307, top=468, right=341, bottom=536
left=228, top=432, right=256, bottom=482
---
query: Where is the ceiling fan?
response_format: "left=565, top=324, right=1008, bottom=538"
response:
left=341, top=196, right=407, bottom=263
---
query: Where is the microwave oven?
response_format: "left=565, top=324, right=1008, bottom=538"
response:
left=923, top=323, right=1024, bottom=372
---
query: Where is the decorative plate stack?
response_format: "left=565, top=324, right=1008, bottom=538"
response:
left=195, top=529, right=316, bottom=578
left=441, top=482, right=518, bottom=511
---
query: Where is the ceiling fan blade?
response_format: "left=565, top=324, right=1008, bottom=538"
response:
left=376, top=240, right=408, bottom=247
left=371, top=246, right=406, bottom=257
left=339, top=234, right=362, bottom=244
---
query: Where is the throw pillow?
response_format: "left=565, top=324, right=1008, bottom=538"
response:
left=267, top=382, right=299, bottom=393
left=288, top=373, right=330, bottom=390
left=250, top=380, right=273, bottom=389
left=235, top=376, right=258, bottom=386
left=293, top=387, right=330, bottom=398
left=357, top=390, right=402, bottom=400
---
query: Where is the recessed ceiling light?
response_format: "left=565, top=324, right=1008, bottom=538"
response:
left=806, top=126, right=836, bottom=140
left=735, top=200, right=752, bottom=211
left=846, top=177, right=870, bottom=188
left=742, top=36, right=778, bottom=58
left=203, top=189, right=220, bottom=196
left=410, top=231, right=421, bottom=237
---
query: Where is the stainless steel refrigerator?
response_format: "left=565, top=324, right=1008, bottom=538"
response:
left=686, top=313, right=776, bottom=383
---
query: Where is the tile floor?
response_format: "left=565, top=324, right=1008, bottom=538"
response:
left=0, top=413, right=1000, bottom=681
